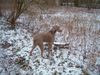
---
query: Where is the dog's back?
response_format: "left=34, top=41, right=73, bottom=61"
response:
left=34, top=32, right=54, bottom=43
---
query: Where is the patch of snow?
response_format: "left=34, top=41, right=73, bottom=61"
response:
left=95, top=57, right=100, bottom=66
left=0, top=8, right=100, bottom=75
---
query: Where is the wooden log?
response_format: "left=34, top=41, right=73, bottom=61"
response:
left=54, top=42, right=69, bottom=49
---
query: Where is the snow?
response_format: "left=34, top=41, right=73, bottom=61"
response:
left=96, top=57, right=100, bottom=66
left=0, top=7, right=100, bottom=75
left=96, top=15, right=100, bottom=21
left=54, top=42, right=66, bottom=45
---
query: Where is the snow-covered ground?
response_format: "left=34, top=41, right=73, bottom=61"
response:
left=0, top=7, right=100, bottom=75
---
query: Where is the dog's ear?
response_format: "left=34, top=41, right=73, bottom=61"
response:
left=53, top=26, right=62, bottom=32
left=49, top=28, right=56, bottom=34
left=52, top=26, right=58, bottom=30
left=49, top=26, right=57, bottom=34
left=49, top=25, right=61, bottom=34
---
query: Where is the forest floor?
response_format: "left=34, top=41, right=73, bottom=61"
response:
left=0, top=7, right=100, bottom=75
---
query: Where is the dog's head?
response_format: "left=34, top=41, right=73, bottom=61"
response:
left=50, top=25, right=62, bottom=34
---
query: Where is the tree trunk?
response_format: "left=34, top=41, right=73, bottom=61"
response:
left=74, top=0, right=79, bottom=7
left=9, top=16, right=16, bottom=29
left=0, top=6, right=2, bottom=16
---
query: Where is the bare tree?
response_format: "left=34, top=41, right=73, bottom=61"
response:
left=6, top=0, right=34, bottom=29
left=74, top=0, right=79, bottom=7
left=0, top=8, right=2, bottom=16
left=7, top=0, right=56, bottom=29
left=0, top=2, right=2, bottom=16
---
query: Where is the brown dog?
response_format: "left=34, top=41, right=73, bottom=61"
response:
left=30, top=25, right=62, bottom=57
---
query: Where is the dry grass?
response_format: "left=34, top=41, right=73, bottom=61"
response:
left=17, top=7, right=100, bottom=71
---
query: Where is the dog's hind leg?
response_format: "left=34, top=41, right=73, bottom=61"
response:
left=38, top=42, right=44, bottom=57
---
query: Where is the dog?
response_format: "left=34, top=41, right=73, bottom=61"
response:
left=30, top=25, right=62, bottom=57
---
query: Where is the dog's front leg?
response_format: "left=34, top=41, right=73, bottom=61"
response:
left=48, top=42, right=52, bottom=57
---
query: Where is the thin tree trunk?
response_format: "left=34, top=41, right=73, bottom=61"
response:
left=10, top=16, right=16, bottom=29
left=0, top=7, right=2, bottom=16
